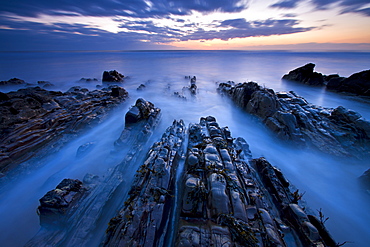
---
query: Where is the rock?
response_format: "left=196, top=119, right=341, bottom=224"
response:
left=110, top=86, right=127, bottom=97
left=125, top=98, right=158, bottom=126
left=328, top=69, right=370, bottom=96
left=38, top=179, right=86, bottom=227
left=115, top=98, right=161, bottom=147
left=137, top=84, right=146, bottom=91
left=0, top=86, right=129, bottom=174
left=104, top=120, right=186, bottom=246
left=78, top=78, right=98, bottom=82
left=282, top=63, right=325, bottom=86
left=359, top=168, right=370, bottom=191
left=102, top=70, right=124, bottom=82
left=0, top=78, right=26, bottom=85
left=218, top=81, right=370, bottom=158
left=28, top=102, right=162, bottom=246
left=284, top=64, right=370, bottom=96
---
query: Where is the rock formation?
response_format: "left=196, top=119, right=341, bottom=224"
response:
left=26, top=98, right=162, bottom=247
left=104, top=119, right=186, bottom=246
left=282, top=63, right=325, bottom=86
left=218, top=81, right=370, bottom=158
left=102, top=70, right=124, bottom=83
left=283, top=63, right=370, bottom=95
left=327, top=69, right=370, bottom=96
left=103, top=116, right=336, bottom=247
left=0, top=85, right=128, bottom=174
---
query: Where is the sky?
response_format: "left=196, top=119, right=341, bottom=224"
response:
left=0, top=0, right=369, bottom=51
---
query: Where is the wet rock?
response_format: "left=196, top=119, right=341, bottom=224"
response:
left=0, top=78, right=26, bottom=85
left=104, top=120, right=186, bottom=247
left=284, top=64, right=370, bottom=96
left=218, top=81, right=370, bottom=158
left=110, top=86, right=127, bottom=97
left=359, top=168, right=370, bottom=191
left=0, top=86, right=129, bottom=174
left=282, top=63, right=325, bottom=86
left=124, top=98, right=159, bottom=126
left=102, top=70, right=124, bottom=83
left=38, top=179, right=86, bottom=227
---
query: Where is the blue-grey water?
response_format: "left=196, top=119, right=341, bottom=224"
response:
left=0, top=51, right=369, bottom=246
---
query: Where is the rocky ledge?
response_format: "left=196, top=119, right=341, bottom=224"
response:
left=102, top=116, right=336, bottom=246
left=218, top=81, right=370, bottom=158
left=0, top=85, right=128, bottom=174
left=282, top=63, right=370, bottom=96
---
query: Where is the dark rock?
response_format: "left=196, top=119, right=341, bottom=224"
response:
left=282, top=63, right=325, bottom=86
left=110, top=86, right=128, bottom=97
left=38, top=179, right=86, bottom=226
left=328, top=69, right=370, bottom=96
left=125, top=98, right=157, bottom=126
left=78, top=78, right=98, bottom=82
left=104, top=120, right=186, bottom=246
left=137, top=84, right=146, bottom=91
left=0, top=86, right=129, bottom=174
left=102, top=70, right=124, bottom=82
left=218, top=81, right=370, bottom=158
left=0, top=78, right=26, bottom=85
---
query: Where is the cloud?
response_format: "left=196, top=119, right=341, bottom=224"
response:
left=270, top=0, right=303, bottom=9
left=180, top=18, right=314, bottom=41
left=0, top=0, right=249, bottom=18
left=311, top=0, right=370, bottom=16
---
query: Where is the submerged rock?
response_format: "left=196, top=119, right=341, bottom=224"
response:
left=102, top=70, right=124, bottom=83
left=0, top=86, right=128, bottom=174
left=218, top=81, right=370, bottom=158
left=359, top=168, right=370, bottom=192
left=0, top=78, right=26, bottom=85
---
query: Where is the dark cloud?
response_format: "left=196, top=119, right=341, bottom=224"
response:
left=181, top=18, right=314, bottom=41
left=311, top=0, right=370, bottom=16
left=0, top=0, right=248, bottom=18
left=270, top=0, right=303, bottom=9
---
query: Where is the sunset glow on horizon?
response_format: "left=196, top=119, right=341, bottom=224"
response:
left=0, top=0, right=369, bottom=51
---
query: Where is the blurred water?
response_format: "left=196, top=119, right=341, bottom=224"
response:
left=0, top=51, right=369, bottom=246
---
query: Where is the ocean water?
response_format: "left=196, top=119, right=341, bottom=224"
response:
left=0, top=50, right=369, bottom=246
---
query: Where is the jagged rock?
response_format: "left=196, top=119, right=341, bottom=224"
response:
left=124, top=98, right=158, bottom=125
left=104, top=120, right=186, bottom=246
left=283, top=64, right=370, bottom=95
left=115, top=98, right=161, bottom=147
left=0, top=86, right=128, bottom=174
left=102, top=70, right=124, bottom=82
left=327, top=69, right=370, bottom=96
left=282, top=63, right=325, bottom=86
left=218, top=81, right=370, bottom=158
left=0, top=78, right=26, bottom=85
left=27, top=101, right=162, bottom=247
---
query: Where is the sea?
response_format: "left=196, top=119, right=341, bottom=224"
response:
left=0, top=50, right=369, bottom=246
